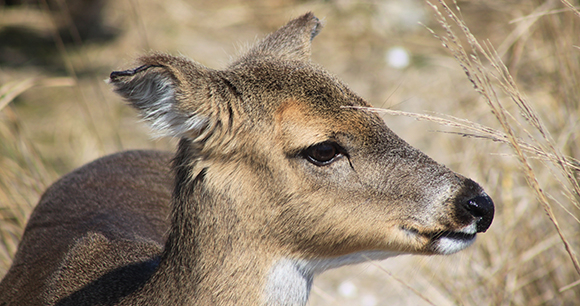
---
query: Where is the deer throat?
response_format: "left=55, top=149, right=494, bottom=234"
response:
left=264, top=251, right=400, bottom=305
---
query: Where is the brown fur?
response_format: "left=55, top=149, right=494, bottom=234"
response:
left=0, top=13, right=493, bottom=306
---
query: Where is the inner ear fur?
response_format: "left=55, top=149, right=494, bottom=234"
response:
left=109, top=53, right=219, bottom=140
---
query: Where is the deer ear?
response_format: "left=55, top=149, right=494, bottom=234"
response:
left=237, top=12, right=322, bottom=63
left=109, top=53, right=218, bottom=140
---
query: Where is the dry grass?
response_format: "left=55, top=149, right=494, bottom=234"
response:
left=429, top=0, right=580, bottom=278
left=1, top=0, right=579, bottom=305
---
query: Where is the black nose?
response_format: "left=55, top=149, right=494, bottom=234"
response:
left=464, top=194, right=494, bottom=233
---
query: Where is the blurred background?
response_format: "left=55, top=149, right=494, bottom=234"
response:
left=1, top=0, right=579, bottom=305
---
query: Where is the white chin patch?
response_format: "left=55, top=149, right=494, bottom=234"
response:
left=434, top=223, right=478, bottom=255
left=435, top=235, right=476, bottom=255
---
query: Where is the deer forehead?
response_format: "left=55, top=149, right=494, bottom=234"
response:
left=273, top=97, right=380, bottom=149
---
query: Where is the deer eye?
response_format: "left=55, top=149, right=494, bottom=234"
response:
left=304, top=142, right=342, bottom=166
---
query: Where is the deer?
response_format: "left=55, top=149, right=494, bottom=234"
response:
left=0, top=13, right=494, bottom=306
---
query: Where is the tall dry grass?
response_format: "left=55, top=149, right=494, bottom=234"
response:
left=428, top=0, right=580, bottom=277
left=1, top=0, right=579, bottom=305
left=355, top=1, right=580, bottom=305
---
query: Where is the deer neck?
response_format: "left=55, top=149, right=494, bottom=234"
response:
left=136, top=145, right=310, bottom=305
left=136, top=175, right=250, bottom=304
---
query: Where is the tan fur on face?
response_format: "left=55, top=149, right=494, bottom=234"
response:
left=275, top=99, right=331, bottom=149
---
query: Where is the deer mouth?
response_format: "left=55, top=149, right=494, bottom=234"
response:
left=429, top=226, right=477, bottom=255
left=435, top=230, right=476, bottom=241
left=403, top=225, right=477, bottom=255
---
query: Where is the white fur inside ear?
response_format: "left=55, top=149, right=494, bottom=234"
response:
left=120, top=73, right=209, bottom=140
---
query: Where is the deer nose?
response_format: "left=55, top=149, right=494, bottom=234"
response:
left=464, top=194, right=494, bottom=233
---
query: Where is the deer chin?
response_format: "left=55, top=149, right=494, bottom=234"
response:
left=431, top=227, right=477, bottom=255
left=402, top=223, right=478, bottom=255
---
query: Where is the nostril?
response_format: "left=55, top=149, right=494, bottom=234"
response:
left=464, top=194, right=495, bottom=233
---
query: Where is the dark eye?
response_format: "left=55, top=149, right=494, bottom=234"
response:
left=304, top=142, right=341, bottom=166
